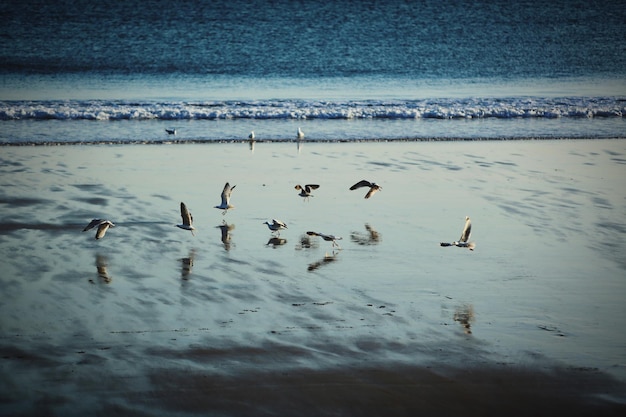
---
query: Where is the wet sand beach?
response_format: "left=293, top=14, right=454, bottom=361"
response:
left=0, top=139, right=625, bottom=416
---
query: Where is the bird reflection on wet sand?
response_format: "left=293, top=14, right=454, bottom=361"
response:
left=179, top=250, right=195, bottom=281
left=453, top=304, right=475, bottom=334
left=295, top=234, right=318, bottom=250
left=216, top=221, right=235, bottom=250
left=266, top=237, right=287, bottom=247
left=308, top=252, right=338, bottom=272
left=95, top=254, right=112, bottom=284
left=350, top=223, right=381, bottom=245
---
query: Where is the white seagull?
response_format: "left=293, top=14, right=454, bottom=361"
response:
left=249, top=131, right=255, bottom=141
left=215, top=182, right=236, bottom=214
left=440, top=216, right=475, bottom=250
left=176, top=202, right=195, bottom=235
left=264, top=219, right=288, bottom=235
left=350, top=180, right=382, bottom=199
left=307, top=231, right=343, bottom=248
left=83, top=219, right=115, bottom=240
left=294, top=184, right=319, bottom=201
left=165, top=128, right=176, bottom=135
left=297, top=127, right=305, bottom=140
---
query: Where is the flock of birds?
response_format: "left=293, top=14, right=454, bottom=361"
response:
left=85, top=127, right=474, bottom=251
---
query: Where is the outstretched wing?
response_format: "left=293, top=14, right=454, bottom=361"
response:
left=95, top=222, right=111, bottom=239
left=305, top=184, right=320, bottom=192
left=83, top=218, right=103, bottom=232
left=459, top=217, right=472, bottom=242
left=350, top=180, right=372, bottom=190
left=180, top=202, right=193, bottom=226
left=221, top=182, right=236, bottom=205
left=364, top=186, right=380, bottom=199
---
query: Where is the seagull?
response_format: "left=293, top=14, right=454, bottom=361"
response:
left=165, top=128, right=176, bottom=135
left=349, top=180, right=382, bottom=199
left=295, top=184, right=319, bottom=200
left=297, top=127, right=304, bottom=140
left=264, top=219, right=288, bottom=235
left=215, top=182, right=236, bottom=214
left=83, top=219, right=115, bottom=240
left=176, top=202, right=195, bottom=235
left=307, top=231, right=343, bottom=248
left=249, top=131, right=255, bottom=141
left=440, top=216, right=475, bottom=250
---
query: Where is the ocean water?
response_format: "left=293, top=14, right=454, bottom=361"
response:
left=1, top=0, right=625, bottom=144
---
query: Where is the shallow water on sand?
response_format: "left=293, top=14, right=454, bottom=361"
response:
left=0, top=139, right=625, bottom=414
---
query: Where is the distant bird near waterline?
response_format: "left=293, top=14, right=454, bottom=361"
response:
left=295, top=184, right=319, bottom=200
left=165, top=128, right=176, bottom=135
left=349, top=180, right=382, bottom=199
left=176, top=202, right=195, bottom=235
left=306, top=231, right=343, bottom=248
left=249, top=131, right=255, bottom=140
left=440, top=216, right=475, bottom=250
left=297, top=127, right=305, bottom=140
left=264, top=219, right=288, bottom=235
left=83, top=219, right=115, bottom=240
left=215, top=182, right=236, bottom=214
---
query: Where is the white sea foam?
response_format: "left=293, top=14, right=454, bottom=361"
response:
left=1, top=97, right=624, bottom=121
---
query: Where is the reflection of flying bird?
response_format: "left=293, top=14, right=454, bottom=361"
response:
left=307, top=252, right=338, bottom=272
left=350, top=223, right=381, bottom=245
left=264, top=219, right=288, bottom=236
left=215, top=182, right=236, bottom=214
left=350, top=180, right=382, bottom=199
left=83, top=219, right=115, bottom=240
left=453, top=304, right=475, bottom=335
left=295, top=184, right=319, bottom=200
left=440, top=216, right=475, bottom=250
left=179, top=251, right=195, bottom=280
left=306, top=231, right=343, bottom=248
left=216, top=221, right=235, bottom=250
left=176, top=202, right=195, bottom=235
left=96, top=255, right=112, bottom=283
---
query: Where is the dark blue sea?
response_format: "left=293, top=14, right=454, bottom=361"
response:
left=1, top=0, right=625, bottom=144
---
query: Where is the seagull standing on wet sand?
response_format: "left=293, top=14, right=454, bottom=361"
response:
left=249, top=131, right=255, bottom=141
left=307, top=231, right=343, bottom=248
left=83, top=219, right=115, bottom=240
left=264, top=219, right=288, bottom=236
left=176, top=202, right=195, bottom=235
left=295, top=184, right=319, bottom=201
left=350, top=180, right=382, bottom=199
left=215, top=182, right=236, bottom=214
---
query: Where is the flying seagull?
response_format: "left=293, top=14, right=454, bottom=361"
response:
left=440, top=216, right=475, bottom=250
left=306, top=231, right=343, bottom=248
left=349, top=180, right=382, bottom=199
left=165, top=128, right=176, bottom=135
left=297, top=127, right=305, bottom=140
left=295, top=184, right=319, bottom=201
left=176, top=202, right=195, bottom=235
left=264, top=219, right=288, bottom=236
left=215, top=182, right=236, bottom=214
left=83, top=219, right=115, bottom=240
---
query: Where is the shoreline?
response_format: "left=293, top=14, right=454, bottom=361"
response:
left=1, top=135, right=625, bottom=146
